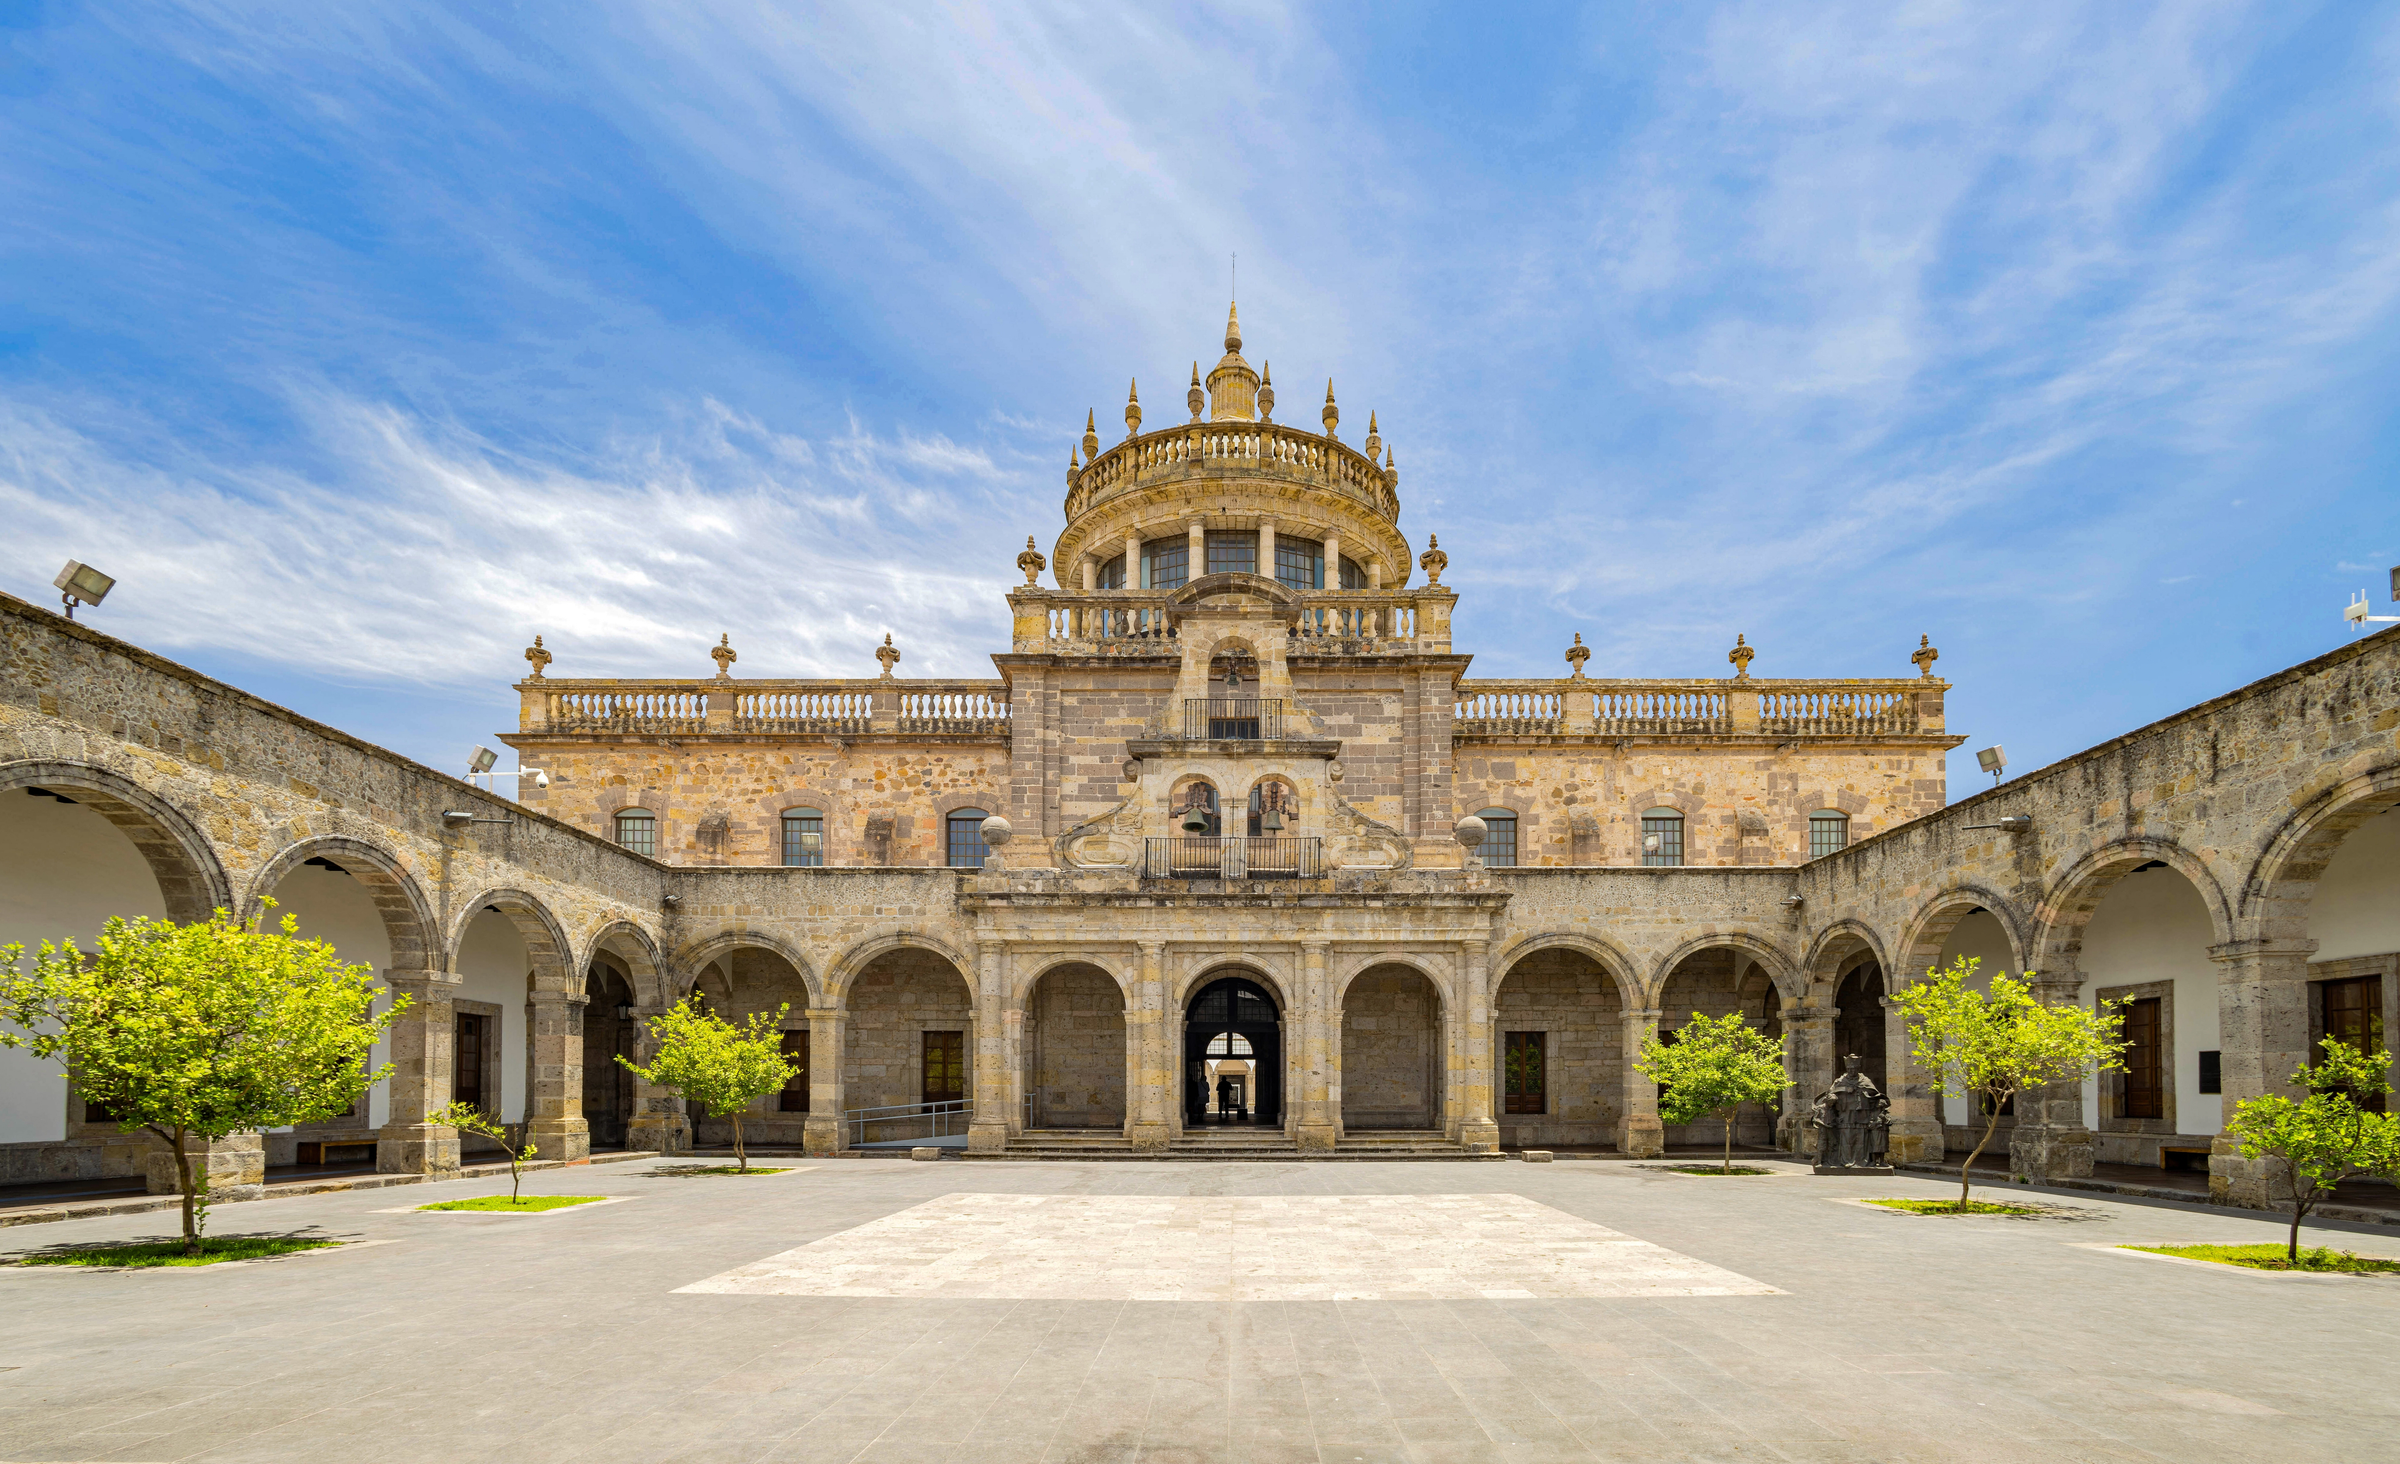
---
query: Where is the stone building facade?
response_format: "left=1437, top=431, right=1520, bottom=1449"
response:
left=1, top=309, right=2393, bottom=1212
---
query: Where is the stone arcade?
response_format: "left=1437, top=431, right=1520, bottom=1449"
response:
left=2, top=309, right=2395, bottom=1213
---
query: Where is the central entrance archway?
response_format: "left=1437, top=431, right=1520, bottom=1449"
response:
left=1184, top=974, right=1282, bottom=1127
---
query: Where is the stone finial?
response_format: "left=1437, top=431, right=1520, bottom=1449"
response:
left=1124, top=378, right=1141, bottom=437
left=1017, top=536, right=1047, bottom=585
left=1912, top=634, right=1940, bottom=679
left=1364, top=411, right=1381, bottom=460
left=1418, top=533, right=1447, bottom=586
left=1728, top=633, right=1754, bottom=679
left=1564, top=632, right=1589, bottom=678
left=711, top=633, right=737, bottom=679
left=1257, top=361, right=1274, bottom=420
left=523, top=634, right=552, bottom=680
left=1067, top=445, right=1079, bottom=486
left=1224, top=299, right=1242, bottom=354
left=1384, top=447, right=1398, bottom=491
left=875, top=632, right=900, bottom=679
left=1081, top=409, right=1099, bottom=462
left=1453, top=814, right=1488, bottom=866
left=978, top=814, right=1013, bottom=870
left=1187, top=362, right=1204, bottom=420
left=1321, top=379, right=1339, bottom=437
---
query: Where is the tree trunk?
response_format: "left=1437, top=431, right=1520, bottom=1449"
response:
left=1958, top=1099, right=2005, bottom=1212
left=1722, top=1110, right=1734, bottom=1175
left=163, top=1125, right=198, bottom=1254
left=732, top=1113, right=747, bottom=1172
left=2288, top=1202, right=2303, bottom=1262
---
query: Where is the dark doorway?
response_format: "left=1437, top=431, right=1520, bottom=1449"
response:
left=1184, top=975, right=1282, bottom=1127
left=582, top=964, right=637, bottom=1149
left=1832, top=959, right=1886, bottom=1092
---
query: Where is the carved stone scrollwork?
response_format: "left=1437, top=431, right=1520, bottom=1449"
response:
left=1327, top=793, right=1411, bottom=871
left=1056, top=795, right=1144, bottom=870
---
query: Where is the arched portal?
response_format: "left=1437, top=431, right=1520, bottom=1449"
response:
left=1658, top=945, right=1785, bottom=1150
left=261, top=855, right=395, bottom=1166
left=846, top=945, right=976, bottom=1147
left=1024, top=962, right=1126, bottom=1129
left=1831, top=955, right=1886, bottom=1093
left=582, top=959, right=638, bottom=1150
left=1491, top=947, right=1628, bottom=1149
left=1184, top=974, right=1281, bottom=1127
left=1339, top=964, right=1444, bottom=1130
left=689, top=943, right=816, bottom=1148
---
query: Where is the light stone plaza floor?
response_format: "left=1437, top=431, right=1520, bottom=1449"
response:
left=3, top=1158, right=2397, bottom=1464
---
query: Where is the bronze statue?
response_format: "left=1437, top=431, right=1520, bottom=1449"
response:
left=1809, top=1054, right=1893, bottom=1174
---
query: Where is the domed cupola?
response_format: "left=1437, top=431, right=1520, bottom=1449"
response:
left=1205, top=302, right=1261, bottom=422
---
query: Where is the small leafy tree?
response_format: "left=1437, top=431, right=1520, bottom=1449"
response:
left=1635, top=1010, right=1791, bottom=1174
left=0, top=905, right=402, bottom=1254
left=430, top=1100, right=538, bottom=1202
left=615, top=995, right=794, bottom=1171
left=2227, top=1038, right=2400, bottom=1261
left=1893, top=956, right=2128, bottom=1212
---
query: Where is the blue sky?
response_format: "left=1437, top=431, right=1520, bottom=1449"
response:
left=3, top=2, right=2397, bottom=793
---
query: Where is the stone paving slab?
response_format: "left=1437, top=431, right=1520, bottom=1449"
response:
left=0, top=1157, right=2396, bottom=1463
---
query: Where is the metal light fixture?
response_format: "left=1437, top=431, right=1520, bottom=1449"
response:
left=1976, top=746, right=2006, bottom=787
left=1962, top=814, right=2034, bottom=835
left=614, top=1002, right=634, bottom=1022
left=467, top=746, right=499, bottom=776
left=2344, top=566, right=2400, bottom=629
left=441, top=810, right=474, bottom=826
left=53, top=561, right=115, bottom=620
left=1781, top=894, right=1804, bottom=910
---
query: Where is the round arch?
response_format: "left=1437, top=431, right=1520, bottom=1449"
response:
left=1012, top=951, right=1134, bottom=1005
left=1491, top=931, right=1645, bottom=1007
left=1330, top=951, right=1452, bottom=1009
left=1173, top=960, right=1290, bottom=1013
left=579, top=919, right=666, bottom=1006
left=825, top=931, right=977, bottom=1007
left=1895, top=887, right=2029, bottom=988
left=1802, top=920, right=1893, bottom=999
left=2032, top=837, right=2236, bottom=973
left=1646, top=930, right=1800, bottom=1007
left=243, top=834, right=438, bottom=972
left=675, top=928, right=825, bottom=1008
left=0, top=759, right=232, bottom=924
left=446, top=888, right=574, bottom=992
left=2238, top=762, right=2400, bottom=944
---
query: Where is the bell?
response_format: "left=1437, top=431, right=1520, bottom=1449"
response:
left=1261, top=806, right=1284, bottom=832
left=1180, top=804, right=1213, bottom=834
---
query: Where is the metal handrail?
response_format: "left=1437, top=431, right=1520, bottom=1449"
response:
left=1182, top=698, right=1283, bottom=739
left=844, top=1099, right=970, bottom=1147
left=1144, top=836, right=1322, bottom=879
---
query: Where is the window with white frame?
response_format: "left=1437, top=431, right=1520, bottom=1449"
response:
left=1809, top=811, right=1849, bottom=860
left=782, top=808, right=824, bottom=867
left=1477, top=808, right=1518, bottom=866
left=614, top=809, right=655, bottom=857
left=1640, top=807, right=1683, bottom=867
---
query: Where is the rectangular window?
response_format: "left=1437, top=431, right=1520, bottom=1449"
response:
left=2121, top=996, right=2164, bottom=1120
left=615, top=812, right=655, bottom=857
left=1481, top=815, right=1518, bottom=867
left=1504, top=1031, right=1546, bottom=1114
left=782, top=812, right=823, bottom=867
left=1274, top=538, right=1323, bottom=590
left=1810, top=815, right=1849, bottom=859
left=2197, top=1050, right=2221, bottom=1094
left=947, top=814, right=990, bottom=868
left=2322, top=977, right=2386, bottom=1112
left=922, top=1031, right=965, bottom=1104
left=1641, top=815, right=1683, bottom=867
left=454, top=1013, right=488, bottom=1111
left=1205, top=530, right=1257, bottom=577
left=1142, top=538, right=1188, bottom=590
left=779, top=1029, right=810, bottom=1113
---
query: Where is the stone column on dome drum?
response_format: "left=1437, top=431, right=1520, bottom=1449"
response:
left=1186, top=520, right=1204, bottom=578
left=525, top=988, right=592, bottom=1163
left=802, top=1007, right=845, bottom=1156
left=377, top=967, right=464, bottom=1175
left=1619, top=1007, right=1665, bottom=1157
left=1260, top=516, right=1276, bottom=583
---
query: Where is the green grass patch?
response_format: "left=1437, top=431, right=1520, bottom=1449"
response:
left=1660, top=1164, right=1775, bottom=1176
left=2128, top=1243, right=2400, bottom=1275
left=11, top=1236, right=338, bottom=1268
left=1864, top=1198, right=2050, bottom=1217
left=416, top=1194, right=607, bottom=1212
left=648, top=1164, right=794, bottom=1177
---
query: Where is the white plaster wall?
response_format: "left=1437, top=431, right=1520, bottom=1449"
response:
left=0, top=797, right=170, bottom=1143
left=2075, top=866, right=2222, bottom=1135
left=269, top=865, right=394, bottom=1127
left=1934, top=911, right=2018, bottom=1127
left=454, top=912, right=530, bottom=1124
left=2309, top=805, right=2400, bottom=962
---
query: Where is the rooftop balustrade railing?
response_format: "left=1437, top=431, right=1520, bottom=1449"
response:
left=1454, top=678, right=1939, bottom=738
left=1068, top=420, right=1396, bottom=523
left=1144, top=836, right=1323, bottom=880
left=524, top=680, right=1009, bottom=736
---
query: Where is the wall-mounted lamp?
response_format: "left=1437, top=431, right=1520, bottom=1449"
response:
left=662, top=893, right=682, bottom=909
left=614, top=1002, right=634, bottom=1022
left=1976, top=746, right=2006, bottom=788
left=53, top=560, right=115, bottom=621
left=1781, top=894, right=1805, bottom=910
left=1962, top=814, right=2033, bottom=835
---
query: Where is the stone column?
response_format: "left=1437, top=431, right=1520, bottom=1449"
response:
left=969, top=948, right=1011, bottom=1153
left=1082, top=557, right=1096, bottom=592
left=525, top=989, right=591, bottom=1164
left=1781, top=1001, right=1835, bottom=1155
left=2007, top=975, right=2097, bottom=1181
left=1324, top=532, right=1340, bottom=588
left=624, top=1005, right=693, bottom=1156
left=377, top=968, right=464, bottom=1175
left=1619, top=1007, right=1665, bottom=1157
left=1125, top=529, right=1141, bottom=590
left=801, top=1007, right=846, bottom=1156
left=1456, top=941, right=1500, bottom=1153
left=1295, top=941, right=1336, bottom=1151
left=1186, top=520, right=1204, bottom=577
left=1260, top=516, right=1277, bottom=581
left=1881, top=993, right=1941, bottom=1165
left=144, top=1131, right=264, bottom=1201
left=1127, top=940, right=1172, bottom=1150
left=2209, top=938, right=2318, bottom=1209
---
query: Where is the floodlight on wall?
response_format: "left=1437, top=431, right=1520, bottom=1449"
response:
left=2344, top=568, right=2400, bottom=630
left=1976, top=746, right=2006, bottom=787
left=467, top=746, right=499, bottom=776
left=53, top=560, right=115, bottom=621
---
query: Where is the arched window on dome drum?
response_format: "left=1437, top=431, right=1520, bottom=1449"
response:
left=614, top=809, right=655, bottom=857
left=1274, top=537, right=1323, bottom=590
left=1640, top=807, right=1683, bottom=867
left=1809, top=810, right=1849, bottom=860
left=1142, top=537, right=1188, bottom=590
left=946, top=809, right=990, bottom=868
left=1476, top=808, right=1518, bottom=866
left=1094, top=553, right=1126, bottom=590
left=782, top=808, right=824, bottom=867
left=1338, top=556, right=1367, bottom=589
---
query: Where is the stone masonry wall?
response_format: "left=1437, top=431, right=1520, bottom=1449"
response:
left=1491, top=949, right=1624, bottom=1149
left=844, top=947, right=976, bottom=1132
left=1026, top=963, right=1127, bottom=1127
left=1339, top=965, right=1442, bottom=1128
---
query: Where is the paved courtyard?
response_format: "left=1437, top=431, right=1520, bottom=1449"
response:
left=1, top=1157, right=2395, bottom=1464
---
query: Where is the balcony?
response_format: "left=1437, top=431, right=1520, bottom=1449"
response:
left=1144, top=836, right=1324, bottom=880
left=1183, top=698, right=1282, bottom=740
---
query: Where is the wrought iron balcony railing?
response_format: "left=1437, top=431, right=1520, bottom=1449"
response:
left=1144, top=836, right=1323, bottom=880
left=1182, top=698, right=1283, bottom=739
